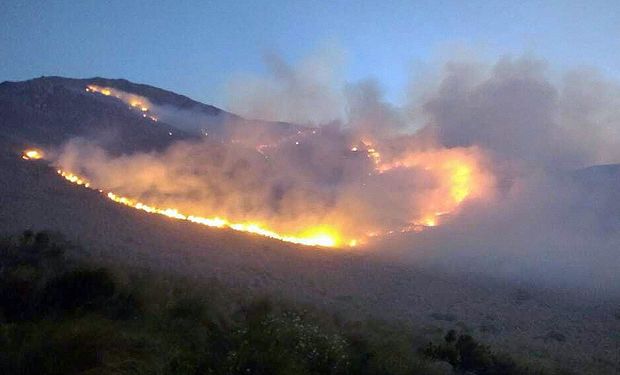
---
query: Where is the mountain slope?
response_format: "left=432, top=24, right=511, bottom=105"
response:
left=1, top=76, right=619, bottom=374
left=0, top=148, right=618, bottom=374
left=0, top=76, right=303, bottom=153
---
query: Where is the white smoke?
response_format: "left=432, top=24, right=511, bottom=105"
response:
left=55, top=51, right=620, bottom=295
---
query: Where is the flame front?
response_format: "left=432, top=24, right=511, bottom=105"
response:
left=23, top=135, right=493, bottom=248
left=86, top=85, right=158, bottom=122
left=54, top=168, right=342, bottom=248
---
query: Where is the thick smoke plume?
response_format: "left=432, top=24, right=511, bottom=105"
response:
left=56, top=129, right=492, bottom=246
left=57, top=53, right=620, bottom=295
left=392, top=56, right=620, bottom=295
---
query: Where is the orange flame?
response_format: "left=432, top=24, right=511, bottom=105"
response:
left=86, top=85, right=158, bottom=122
left=22, top=135, right=492, bottom=248
left=22, top=149, right=43, bottom=160
left=51, top=165, right=345, bottom=248
left=375, top=145, right=492, bottom=229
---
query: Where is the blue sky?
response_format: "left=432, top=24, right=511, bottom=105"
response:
left=1, top=1, right=618, bottom=107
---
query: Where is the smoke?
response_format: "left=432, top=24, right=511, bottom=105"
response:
left=86, top=84, right=234, bottom=139
left=378, top=168, right=620, bottom=296
left=386, top=55, right=620, bottom=295
left=226, top=48, right=348, bottom=125
left=56, top=52, right=620, bottom=295
left=412, top=56, right=620, bottom=169
left=56, top=128, right=491, bottom=246
left=225, top=48, right=406, bottom=138
left=345, top=79, right=406, bottom=139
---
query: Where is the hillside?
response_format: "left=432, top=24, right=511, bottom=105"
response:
left=0, top=77, right=619, bottom=374
left=0, top=145, right=618, bottom=374
left=0, top=77, right=191, bottom=154
left=0, top=76, right=302, bottom=154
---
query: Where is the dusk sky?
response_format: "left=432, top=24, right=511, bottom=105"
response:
left=2, top=1, right=619, bottom=108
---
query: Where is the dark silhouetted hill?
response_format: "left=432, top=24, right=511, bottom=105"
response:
left=0, top=76, right=303, bottom=154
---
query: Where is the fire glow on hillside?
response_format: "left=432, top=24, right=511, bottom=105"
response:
left=24, top=138, right=493, bottom=248
left=22, top=149, right=43, bottom=160
left=358, top=141, right=490, bottom=231
left=86, top=85, right=158, bottom=122
left=24, top=83, right=498, bottom=248
left=54, top=167, right=341, bottom=247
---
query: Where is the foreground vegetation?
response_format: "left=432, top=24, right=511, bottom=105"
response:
left=0, top=231, right=574, bottom=375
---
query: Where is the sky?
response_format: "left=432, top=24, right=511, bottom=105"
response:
left=1, top=1, right=619, bottom=108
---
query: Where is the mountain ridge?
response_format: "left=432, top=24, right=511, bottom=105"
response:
left=0, top=76, right=303, bottom=154
left=1, top=76, right=230, bottom=117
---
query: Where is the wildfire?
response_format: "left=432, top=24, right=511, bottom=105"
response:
left=375, top=145, right=492, bottom=229
left=366, top=146, right=381, bottom=165
left=351, top=141, right=381, bottom=165
left=26, top=84, right=492, bottom=247
left=22, top=149, right=43, bottom=160
left=106, top=190, right=341, bottom=247
left=21, top=133, right=492, bottom=248
left=48, top=160, right=345, bottom=247
left=86, top=85, right=158, bottom=122
left=58, top=170, right=90, bottom=188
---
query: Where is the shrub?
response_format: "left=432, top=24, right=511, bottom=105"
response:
left=0, top=230, right=559, bottom=375
left=226, top=301, right=350, bottom=375
left=422, top=329, right=528, bottom=375
left=42, top=268, right=116, bottom=314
